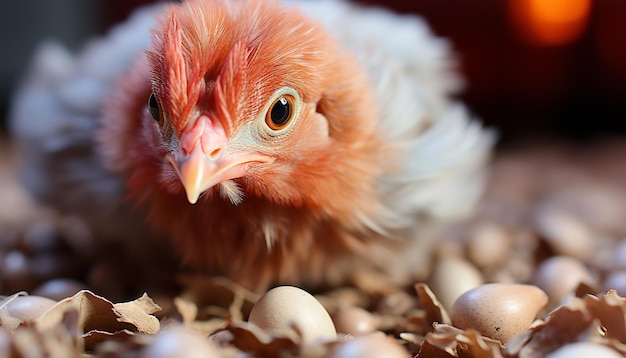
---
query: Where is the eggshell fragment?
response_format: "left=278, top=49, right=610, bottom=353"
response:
left=0, top=295, right=57, bottom=323
left=546, top=342, right=622, bottom=358
left=248, top=286, right=337, bottom=343
left=429, top=257, right=484, bottom=311
left=532, top=256, right=596, bottom=306
left=534, top=206, right=594, bottom=259
left=329, top=332, right=407, bottom=358
left=467, top=222, right=512, bottom=268
left=332, top=306, right=378, bottom=336
left=451, top=283, right=548, bottom=343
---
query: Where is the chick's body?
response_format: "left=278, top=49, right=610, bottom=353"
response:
left=10, top=0, right=494, bottom=290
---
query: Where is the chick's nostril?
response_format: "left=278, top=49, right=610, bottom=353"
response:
left=209, top=148, right=221, bottom=158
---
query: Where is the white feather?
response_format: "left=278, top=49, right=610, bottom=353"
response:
left=293, top=0, right=496, bottom=221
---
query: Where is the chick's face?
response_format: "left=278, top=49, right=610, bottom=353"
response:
left=145, top=2, right=335, bottom=206
left=147, top=80, right=330, bottom=205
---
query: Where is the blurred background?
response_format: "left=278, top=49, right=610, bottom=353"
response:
left=0, top=0, right=624, bottom=146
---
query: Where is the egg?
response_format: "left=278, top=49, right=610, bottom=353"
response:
left=140, top=326, right=220, bottom=358
left=534, top=207, right=593, bottom=259
left=0, top=295, right=57, bottom=323
left=451, top=283, right=548, bottom=343
left=332, top=306, right=378, bottom=336
left=248, top=286, right=337, bottom=343
left=546, top=342, right=622, bottom=358
left=532, top=256, right=596, bottom=307
left=429, top=256, right=484, bottom=311
left=329, top=332, right=407, bottom=358
left=467, top=222, right=512, bottom=268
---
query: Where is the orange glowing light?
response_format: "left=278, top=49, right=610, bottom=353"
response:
left=509, top=0, right=592, bottom=46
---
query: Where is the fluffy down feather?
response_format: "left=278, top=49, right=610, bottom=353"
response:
left=10, top=0, right=495, bottom=290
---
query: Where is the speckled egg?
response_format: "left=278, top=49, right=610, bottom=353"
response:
left=451, top=283, right=548, bottom=343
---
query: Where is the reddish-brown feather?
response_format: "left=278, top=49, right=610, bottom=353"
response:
left=98, top=0, right=397, bottom=290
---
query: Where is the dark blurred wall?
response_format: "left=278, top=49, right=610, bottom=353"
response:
left=1, top=0, right=625, bottom=145
left=0, top=0, right=150, bottom=133
left=0, top=0, right=102, bottom=131
left=361, top=0, right=626, bottom=143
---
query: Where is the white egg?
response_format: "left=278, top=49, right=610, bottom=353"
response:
left=248, top=286, right=337, bottom=343
left=429, top=256, right=484, bottom=311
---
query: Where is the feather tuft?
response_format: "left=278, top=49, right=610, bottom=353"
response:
left=219, top=180, right=244, bottom=205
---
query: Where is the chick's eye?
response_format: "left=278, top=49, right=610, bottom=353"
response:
left=148, top=92, right=162, bottom=122
left=265, top=95, right=295, bottom=131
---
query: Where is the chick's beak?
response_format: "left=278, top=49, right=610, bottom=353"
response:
left=176, top=145, right=242, bottom=204
left=174, top=115, right=270, bottom=204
